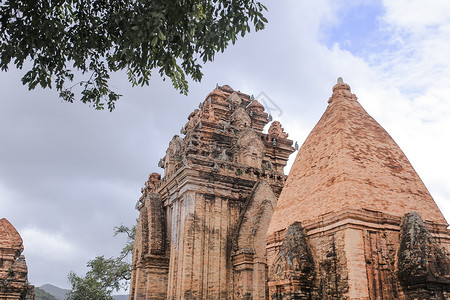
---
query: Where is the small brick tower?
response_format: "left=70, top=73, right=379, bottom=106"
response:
left=0, top=218, right=35, bottom=300
left=129, top=85, right=295, bottom=299
left=266, top=79, right=450, bottom=299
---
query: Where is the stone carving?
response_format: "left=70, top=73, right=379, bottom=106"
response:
left=398, top=212, right=450, bottom=298
left=236, top=128, right=265, bottom=168
left=218, top=149, right=229, bottom=161
left=227, top=92, right=242, bottom=107
left=269, top=222, right=315, bottom=300
left=157, top=158, right=165, bottom=168
left=263, top=160, right=274, bottom=171
left=144, top=173, right=160, bottom=190
left=230, top=107, right=251, bottom=129
left=219, top=120, right=231, bottom=133
left=163, top=135, right=184, bottom=175
left=268, top=121, right=288, bottom=139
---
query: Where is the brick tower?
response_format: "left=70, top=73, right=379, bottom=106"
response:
left=266, top=79, right=450, bottom=299
left=0, top=218, right=35, bottom=300
left=129, top=85, right=295, bottom=299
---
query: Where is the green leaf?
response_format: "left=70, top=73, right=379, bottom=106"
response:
left=151, top=36, right=158, bottom=47
left=158, top=31, right=166, bottom=41
left=1, top=0, right=268, bottom=110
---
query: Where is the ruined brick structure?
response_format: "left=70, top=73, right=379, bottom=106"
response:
left=0, top=218, right=35, bottom=300
left=131, top=81, right=450, bottom=299
left=130, top=85, right=295, bottom=299
left=266, top=79, right=450, bottom=299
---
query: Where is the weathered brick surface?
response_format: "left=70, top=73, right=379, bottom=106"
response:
left=267, top=80, right=450, bottom=300
left=130, top=86, right=294, bottom=299
left=268, top=81, right=447, bottom=238
left=268, top=222, right=315, bottom=299
left=131, top=81, right=450, bottom=299
left=0, top=218, right=35, bottom=300
left=398, top=212, right=450, bottom=298
left=233, top=181, right=279, bottom=299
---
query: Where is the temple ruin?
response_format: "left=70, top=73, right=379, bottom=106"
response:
left=266, top=80, right=450, bottom=299
left=130, top=85, right=294, bottom=299
left=0, top=218, right=34, bottom=300
left=130, top=81, right=450, bottom=299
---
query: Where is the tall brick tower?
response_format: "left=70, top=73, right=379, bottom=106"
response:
left=129, top=85, right=295, bottom=299
left=266, top=79, right=450, bottom=299
left=0, top=218, right=35, bottom=300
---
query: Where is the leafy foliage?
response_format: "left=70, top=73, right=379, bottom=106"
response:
left=65, top=224, right=136, bottom=299
left=0, top=0, right=267, bottom=110
left=66, top=271, right=114, bottom=300
left=113, top=224, right=136, bottom=260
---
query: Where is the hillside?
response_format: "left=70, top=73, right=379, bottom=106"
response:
left=38, top=284, right=68, bottom=300
left=38, top=284, right=128, bottom=300
left=35, top=287, right=58, bottom=300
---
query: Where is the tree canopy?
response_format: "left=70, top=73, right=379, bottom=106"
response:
left=0, top=0, right=267, bottom=110
left=65, top=224, right=136, bottom=299
left=65, top=256, right=131, bottom=300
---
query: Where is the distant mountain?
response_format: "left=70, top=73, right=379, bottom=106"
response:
left=39, top=284, right=68, bottom=300
left=35, top=287, right=58, bottom=300
left=38, top=283, right=128, bottom=300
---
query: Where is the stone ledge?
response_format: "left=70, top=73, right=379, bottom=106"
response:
left=267, top=208, right=450, bottom=250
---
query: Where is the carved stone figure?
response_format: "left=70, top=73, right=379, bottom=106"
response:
left=397, top=212, right=450, bottom=298
left=163, top=135, right=184, bottom=175
left=227, top=91, right=242, bottom=107
left=269, top=222, right=315, bottom=299
left=218, top=149, right=230, bottom=161
left=235, top=128, right=265, bottom=168
left=231, top=107, right=251, bottom=129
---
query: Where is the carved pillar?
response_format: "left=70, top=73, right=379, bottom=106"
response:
left=144, top=255, right=169, bottom=299
left=233, top=181, right=279, bottom=299
left=232, top=250, right=255, bottom=299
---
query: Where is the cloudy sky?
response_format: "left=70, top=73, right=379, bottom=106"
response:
left=1, top=0, right=449, bottom=293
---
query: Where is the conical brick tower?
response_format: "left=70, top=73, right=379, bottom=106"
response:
left=266, top=79, right=450, bottom=299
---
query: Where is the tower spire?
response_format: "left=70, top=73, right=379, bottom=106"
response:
left=328, top=77, right=357, bottom=103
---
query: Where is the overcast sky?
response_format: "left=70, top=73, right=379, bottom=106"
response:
left=1, top=0, right=449, bottom=293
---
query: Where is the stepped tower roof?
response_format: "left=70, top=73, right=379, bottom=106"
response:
left=0, top=218, right=23, bottom=252
left=268, top=79, right=448, bottom=236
